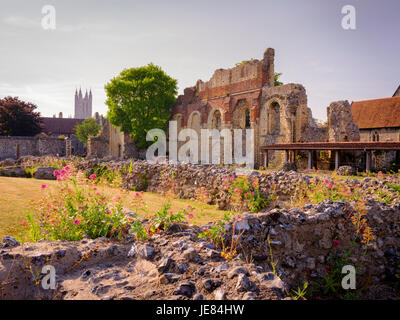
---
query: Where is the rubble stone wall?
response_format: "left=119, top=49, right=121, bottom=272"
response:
left=0, top=136, right=65, bottom=160
left=225, top=200, right=400, bottom=289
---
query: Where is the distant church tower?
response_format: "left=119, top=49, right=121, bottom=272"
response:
left=74, top=88, right=92, bottom=119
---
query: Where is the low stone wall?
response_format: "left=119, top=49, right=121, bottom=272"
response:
left=53, top=159, right=399, bottom=210
left=223, top=200, right=400, bottom=294
left=1, top=199, right=399, bottom=299
left=0, top=136, right=66, bottom=160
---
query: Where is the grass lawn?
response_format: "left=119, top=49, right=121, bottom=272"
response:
left=0, top=177, right=229, bottom=243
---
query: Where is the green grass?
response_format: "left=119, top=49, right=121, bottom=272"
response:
left=0, top=177, right=229, bottom=243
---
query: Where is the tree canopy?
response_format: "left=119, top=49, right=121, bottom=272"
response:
left=74, top=118, right=102, bottom=146
left=0, top=96, right=42, bottom=136
left=105, top=63, right=178, bottom=149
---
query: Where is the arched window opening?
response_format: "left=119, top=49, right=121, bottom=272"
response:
left=212, top=110, right=222, bottom=130
left=268, top=102, right=281, bottom=135
left=245, top=109, right=251, bottom=129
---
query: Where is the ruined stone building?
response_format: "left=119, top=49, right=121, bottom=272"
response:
left=85, top=49, right=398, bottom=171
left=351, top=96, right=400, bottom=143
left=89, top=114, right=138, bottom=159
left=172, top=48, right=318, bottom=167
left=350, top=94, right=400, bottom=169
left=74, top=88, right=92, bottom=119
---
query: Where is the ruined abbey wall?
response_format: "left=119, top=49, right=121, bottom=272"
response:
left=172, top=48, right=313, bottom=167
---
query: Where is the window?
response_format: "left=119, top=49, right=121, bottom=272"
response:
left=268, top=102, right=280, bottom=134
left=212, top=110, right=222, bottom=130
left=245, top=109, right=251, bottom=128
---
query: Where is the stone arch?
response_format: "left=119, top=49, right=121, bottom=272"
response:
left=208, top=108, right=223, bottom=130
left=172, top=113, right=183, bottom=133
left=268, top=101, right=281, bottom=135
left=259, top=98, right=285, bottom=138
left=232, top=99, right=251, bottom=129
left=187, top=111, right=201, bottom=134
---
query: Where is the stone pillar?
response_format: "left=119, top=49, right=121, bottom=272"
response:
left=308, top=150, right=312, bottom=169
left=87, top=138, right=92, bottom=157
left=65, top=137, right=72, bottom=157
left=335, top=151, right=340, bottom=171
left=366, top=151, right=371, bottom=171
left=16, top=144, right=20, bottom=160
left=263, top=151, right=268, bottom=168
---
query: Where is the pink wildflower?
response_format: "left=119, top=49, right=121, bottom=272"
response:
left=332, top=240, right=340, bottom=247
left=89, top=174, right=97, bottom=180
left=41, top=184, right=47, bottom=189
left=73, top=219, right=81, bottom=225
left=53, top=170, right=60, bottom=177
left=188, top=213, right=194, bottom=219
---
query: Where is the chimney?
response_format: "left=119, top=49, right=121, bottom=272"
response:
left=59, top=112, right=63, bottom=118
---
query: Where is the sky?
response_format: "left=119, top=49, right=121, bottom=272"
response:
left=0, top=0, right=399, bottom=121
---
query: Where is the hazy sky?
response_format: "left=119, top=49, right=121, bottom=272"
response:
left=0, top=0, right=399, bottom=120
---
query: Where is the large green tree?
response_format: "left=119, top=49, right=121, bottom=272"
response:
left=74, top=118, right=102, bottom=146
left=105, top=63, right=178, bottom=149
left=0, top=96, right=42, bottom=136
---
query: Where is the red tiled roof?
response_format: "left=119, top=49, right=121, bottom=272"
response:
left=351, top=97, right=400, bottom=129
left=41, top=117, right=83, bottom=135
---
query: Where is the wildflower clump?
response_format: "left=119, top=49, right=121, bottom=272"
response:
left=27, top=166, right=131, bottom=241
left=149, top=203, right=194, bottom=233
left=227, top=176, right=274, bottom=213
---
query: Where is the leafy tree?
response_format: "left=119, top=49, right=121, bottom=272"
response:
left=274, top=72, right=283, bottom=86
left=0, top=96, right=42, bottom=136
left=105, top=63, right=178, bottom=149
left=74, top=118, right=102, bottom=146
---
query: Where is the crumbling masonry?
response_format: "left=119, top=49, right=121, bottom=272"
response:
left=172, top=48, right=350, bottom=168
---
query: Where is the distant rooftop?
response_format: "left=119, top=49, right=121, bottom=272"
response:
left=41, top=117, right=83, bottom=135
left=351, top=96, right=400, bottom=129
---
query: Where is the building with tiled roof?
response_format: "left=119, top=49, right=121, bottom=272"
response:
left=40, top=113, right=85, bottom=155
left=351, top=96, right=400, bottom=143
left=41, top=116, right=84, bottom=137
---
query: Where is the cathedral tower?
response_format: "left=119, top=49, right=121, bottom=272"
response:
left=74, top=88, right=93, bottom=119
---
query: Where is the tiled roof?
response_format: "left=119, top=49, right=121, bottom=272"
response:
left=351, top=96, right=400, bottom=129
left=41, top=117, right=83, bottom=135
